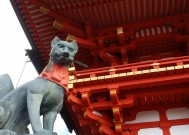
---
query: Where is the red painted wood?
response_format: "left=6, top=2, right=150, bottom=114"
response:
left=151, top=0, right=156, bottom=18
left=96, top=1, right=104, bottom=27
left=128, top=0, right=134, bottom=22
left=89, top=0, right=99, bottom=28
left=15, top=0, right=189, bottom=134
left=174, top=0, right=179, bottom=14
left=134, top=0, right=139, bottom=22
left=163, top=0, right=168, bottom=17
left=140, top=0, right=145, bottom=20
left=123, top=0, right=129, bottom=23
left=111, top=0, right=119, bottom=25
left=100, top=1, right=109, bottom=26
left=146, top=0, right=151, bottom=20
left=117, top=0, right=123, bottom=24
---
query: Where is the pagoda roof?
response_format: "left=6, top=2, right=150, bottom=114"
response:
left=10, top=0, right=189, bottom=134
left=11, top=0, right=189, bottom=71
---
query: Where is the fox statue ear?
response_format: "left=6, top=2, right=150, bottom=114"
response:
left=71, top=40, right=78, bottom=52
left=51, top=36, right=61, bottom=47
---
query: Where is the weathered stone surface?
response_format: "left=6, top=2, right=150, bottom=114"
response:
left=0, top=74, right=14, bottom=99
left=0, top=37, right=78, bottom=135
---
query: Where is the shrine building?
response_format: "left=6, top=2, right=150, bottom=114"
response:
left=10, top=0, right=189, bottom=134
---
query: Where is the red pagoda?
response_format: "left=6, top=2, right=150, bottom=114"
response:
left=10, top=0, right=189, bottom=135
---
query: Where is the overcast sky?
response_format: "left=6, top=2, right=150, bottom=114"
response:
left=0, top=1, right=75, bottom=135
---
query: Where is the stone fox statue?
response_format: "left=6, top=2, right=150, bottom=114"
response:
left=0, top=37, right=78, bottom=135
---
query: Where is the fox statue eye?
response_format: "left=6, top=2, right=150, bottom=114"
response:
left=58, top=44, right=64, bottom=48
left=69, top=48, right=74, bottom=52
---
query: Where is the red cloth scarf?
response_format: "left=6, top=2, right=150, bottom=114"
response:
left=39, top=63, right=69, bottom=91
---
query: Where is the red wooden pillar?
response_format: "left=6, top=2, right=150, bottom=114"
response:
left=130, top=129, right=139, bottom=135
left=159, top=109, right=171, bottom=135
left=161, top=127, right=171, bottom=135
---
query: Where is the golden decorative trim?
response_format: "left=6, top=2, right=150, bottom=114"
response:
left=110, top=89, right=116, bottom=95
left=69, top=67, right=76, bottom=72
left=66, top=34, right=75, bottom=42
left=109, top=68, right=116, bottom=72
left=151, top=63, right=160, bottom=66
left=82, top=93, right=88, bottom=98
left=117, top=27, right=123, bottom=34
left=68, top=84, right=73, bottom=89
left=115, top=124, right=121, bottom=130
left=69, top=75, right=75, bottom=80
left=39, top=6, right=49, bottom=14
left=53, top=20, right=63, bottom=30
left=113, top=107, right=119, bottom=112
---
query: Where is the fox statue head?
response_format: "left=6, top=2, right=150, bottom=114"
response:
left=49, top=36, right=78, bottom=68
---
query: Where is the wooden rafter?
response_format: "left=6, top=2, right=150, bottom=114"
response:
left=66, top=34, right=98, bottom=49
left=95, top=13, right=189, bottom=37
left=27, top=0, right=87, bottom=38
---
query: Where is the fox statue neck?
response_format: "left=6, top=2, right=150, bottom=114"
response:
left=39, top=62, right=69, bottom=91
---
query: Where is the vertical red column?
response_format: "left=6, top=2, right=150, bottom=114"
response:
left=159, top=109, right=171, bottom=135
left=161, top=127, right=171, bottom=135
left=130, top=129, right=139, bottom=135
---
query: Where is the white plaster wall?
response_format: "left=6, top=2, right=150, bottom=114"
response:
left=124, top=107, right=189, bottom=135
left=166, top=107, right=189, bottom=120
left=138, top=128, right=163, bottom=135
left=170, top=125, right=189, bottom=135
left=167, top=107, right=189, bottom=135
left=125, top=110, right=160, bottom=124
